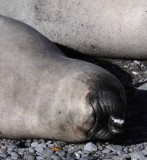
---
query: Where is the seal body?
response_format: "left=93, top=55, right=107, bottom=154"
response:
left=0, top=0, right=147, bottom=59
left=0, top=16, right=126, bottom=142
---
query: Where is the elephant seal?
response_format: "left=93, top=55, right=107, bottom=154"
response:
left=0, top=0, right=147, bottom=59
left=0, top=15, right=126, bottom=142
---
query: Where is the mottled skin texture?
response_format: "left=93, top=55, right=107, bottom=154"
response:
left=0, top=16, right=126, bottom=142
left=0, top=0, right=147, bottom=59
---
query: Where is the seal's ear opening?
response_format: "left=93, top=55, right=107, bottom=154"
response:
left=108, top=116, right=125, bottom=134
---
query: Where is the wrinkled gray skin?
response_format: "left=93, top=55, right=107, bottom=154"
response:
left=0, top=16, right=126, bottom=142
left=0, top=0, right=147, bottom=59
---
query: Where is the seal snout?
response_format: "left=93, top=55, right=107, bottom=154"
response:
left=108, top=116, right=125, bottom=134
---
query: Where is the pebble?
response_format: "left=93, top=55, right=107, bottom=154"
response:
left=98, top=146, right=103, bottom=150
left=36, top=156, right=44, bottom=160
left=68, top=146, right=81, bottom=153
left=134, top=60, right=141, bottom=65
left=74, top=152, right=81, bottom=159
left=132, top=70, right=140, bottom=75
left=7, top=144, right=17, bottom=152
left=50, top=155, right=62, bottom=160
left=93, top=151, right=100, bottom=157
left=41, top=148, right=54, bottom=157
left=117, top=150, right=125, bottom=156
left=128, top=147, right=134, bottom=153
left=65, top=158, right=75, bottom=160
left=38, top=143, right=46, bottom=148
left=123, top=148, right=129, bottom=153
left=56, top=150, right=66, bottom=157
left=0, top=148, right=8, bottom=158
left=10, top=152, right=20, bottom=159
left=31, top=141, right=38, bottom=148
left=66, top=153, right=75, bottom=159
left=106, top=153, right=118, bottom=159
left=24, top=154, right=35, bottom=160
left=29, top=147, right=35, bottom=153
left=107, top=145, right=123, bottom=152
left=46, top=141, right=52, bottom=146
left=83, top=142, right=97, bottom=152
left=17, top=148, right=25, bottom=156
left=81, top=151, right=90, bottom=157
left=102, top=149, right=111, bottom=154
left=35, top=146, right=44, bottom=152
left=130, top=151, right=145, bottom=160
left=142, top=150, right=147, bottom=155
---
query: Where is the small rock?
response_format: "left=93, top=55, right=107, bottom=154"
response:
left=26, top=139, right=31, bottom=143
left=107, top=145, right=123, bottom=152
left=102, top=149, right=111, bottom=154
left=117, top=150, right=125, bottom=156
left=145, top=146, right=147, bottom=150
left=17, top=148, right=25, bottom=156
left=41, top=148, right=54, bottom=157
left=28, top=147, right=35, bottom=153
left=6, top=157, right=13, bottom=160
left=132, top=71, right=139, bottom=75
left=25, top=142, right=31, bottom=147
left=93, top=151, right=100, bottom=157
left=106, top=153, right=118, bottom=159
left=128, top=147, right=134, bottom=153
left=45, top=158, right=52, bottom=160
left=7, top=145, right=17, bottom=152
left=142, top=150, right=147, bottom=155
left=0, top=148, right=8, bottom=158
left=24, top=154, right=35, bottom=160
left=10, top=152, right=20, bottom=159
left=38, top=143, right=46, bottom=148
left=74, top=152, right=81, bottom=159
left=68, top=147, right=81, bottom=153
left=66, top=153, right=75, bottom=159
left=134, top=60, right=141, bottom=65
left=81, top=156, right=97, bottom=160
left=131, top=151, right=145, bottom=160
left=38, top=139, right=45, bottom=143
left=48, top=144, right=55, bottom=148
left=31, top=142, right=38, bottom=148
left=84, top=142, right=97, bottom=152
left=56, top=150, right=66, bottom=157
left=46, top=141, right=52, bottom=146
left=123, top=148, right=128, bottom=153
left=36, top=156, right=44, bottom=160
left=98, top=146, right=103, bottom=150
left=35, top=146, right=44, bottom=153
left=81, top=151, right=90, bottom=157
left=50, top=155, right=62, bottom=160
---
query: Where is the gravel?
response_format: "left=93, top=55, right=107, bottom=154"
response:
left=0, top=56, right=147, bottom=160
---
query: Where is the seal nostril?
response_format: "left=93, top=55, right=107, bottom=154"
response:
left=108, top=116, right=125, bottom=134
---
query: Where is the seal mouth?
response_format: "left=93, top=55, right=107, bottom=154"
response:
left=87, top=90, right=125, bottom=140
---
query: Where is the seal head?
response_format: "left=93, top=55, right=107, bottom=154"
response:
left=83, top=70, right=126, bottom=140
